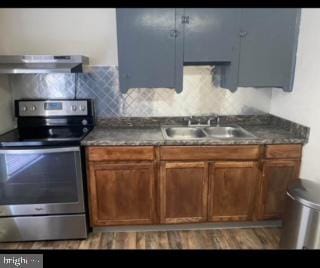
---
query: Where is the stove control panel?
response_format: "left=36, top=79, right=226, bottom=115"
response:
left=16, top=100, right=93, bottom=117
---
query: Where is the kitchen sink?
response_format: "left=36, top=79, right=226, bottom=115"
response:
left=163, top=127, right=207, bottom=139
left=203, top=126, right=256, bottom=139
left=161, top=125, right=256, bottom=140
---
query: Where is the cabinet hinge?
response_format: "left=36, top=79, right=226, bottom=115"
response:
left=181, top=15, right=190, bottom=24
left=169, top=29, right=178, bottom=38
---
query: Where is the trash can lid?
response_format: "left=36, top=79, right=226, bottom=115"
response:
left=288, top=179, right=320, bottom=210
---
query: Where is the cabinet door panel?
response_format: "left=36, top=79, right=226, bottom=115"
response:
left=258, top=160, right=300, bottom=220
left=208, top=161, right=259, bottom=221
left=238, top=8, right=300, bottom=90
left=89, top=163, right=156, bottom=226
left=183, top=8, right=240, bottom=62
left=116, top=8, right=183, bottom=93
left=160, top=162, right=208, bottom=223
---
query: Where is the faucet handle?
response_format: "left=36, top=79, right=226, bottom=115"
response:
left=216, top=116, right=221, bottom=126
left=185, top=117, right=192, bottom=127
left=207, top=117, right=215, bottom=126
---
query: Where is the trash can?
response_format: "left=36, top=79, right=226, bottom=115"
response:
left=280, top=179, right=320, bottom=249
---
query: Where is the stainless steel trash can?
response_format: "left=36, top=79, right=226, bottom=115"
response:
left=280, top=179, right=320, bottom=249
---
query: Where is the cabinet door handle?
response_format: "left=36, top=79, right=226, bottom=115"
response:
left=169, top=29, right=178, bottom=38
left=240, top=31, right=248, bottom=37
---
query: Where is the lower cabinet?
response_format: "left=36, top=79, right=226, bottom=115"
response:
left=159, top=162, right=208, bottom=223
left=208, top=161, right=259, bottom=221
left=257, top=159, right=300, bottom=220
left=86, top=145, right=302, bottom=227
left=88, top=162, right=156, bottom=226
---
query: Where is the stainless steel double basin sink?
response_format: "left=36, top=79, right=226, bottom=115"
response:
left=161, top=125, right=256, bottom=140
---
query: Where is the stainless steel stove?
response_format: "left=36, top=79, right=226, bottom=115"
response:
left=0, top=99, right=94, bottom=242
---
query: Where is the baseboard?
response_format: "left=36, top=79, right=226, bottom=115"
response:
left=92, top=220, right=282, bottom=233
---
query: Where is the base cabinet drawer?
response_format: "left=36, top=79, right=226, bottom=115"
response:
left=265, top=144, right=302, bottom=159
left=160, top=146, right=260, bottom=161
left=88, top=163, right=156, bottom=226
left=87, top=146, right=155, bottom=161
left=208, top=161, right=259, bottom=221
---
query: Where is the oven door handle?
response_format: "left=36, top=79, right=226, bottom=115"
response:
left=0, top=147, right=80, bottom=154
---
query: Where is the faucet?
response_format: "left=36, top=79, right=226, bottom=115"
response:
left=216, top=116, right=220, bottom=126
left=187, top=117, right=196, bottom=127
left=206, top=117, right=215, bottom=126
left=187, top=116, right=215, bottom=127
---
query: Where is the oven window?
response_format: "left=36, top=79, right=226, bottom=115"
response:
left=0, top=150, right=80, bottom=205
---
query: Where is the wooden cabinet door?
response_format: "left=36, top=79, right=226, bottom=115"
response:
left=257, top=160, right=300, bottom=220
left=160, top=162, right=208, bottom=224
left=208, top=161, right=259, bottom=221
left=88, top=163, right=156, bottom=226
left=238, top=8, right=301, bottom=91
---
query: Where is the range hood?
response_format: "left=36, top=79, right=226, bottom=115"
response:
left=0, top=55, right=89, bottom=74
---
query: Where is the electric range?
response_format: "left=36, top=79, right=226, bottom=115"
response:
left=0, top=99, right=94, bottom=242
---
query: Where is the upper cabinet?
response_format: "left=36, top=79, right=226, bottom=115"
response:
left=183, top=8, right=241, bottom=91
left=116, top=8, right=183, bottom=93
left=183, top=9, right=240, bottom=63
left=116, top=8, right=301, bottom=93
left=238, top=9, right=301, bottom=91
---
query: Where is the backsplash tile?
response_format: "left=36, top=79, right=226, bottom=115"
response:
left=10, top=72, right=76, bottom=99
left=9, top=66, right=272, bottom=118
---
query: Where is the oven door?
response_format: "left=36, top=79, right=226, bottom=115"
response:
left=0, top=147, right=85, bottom=216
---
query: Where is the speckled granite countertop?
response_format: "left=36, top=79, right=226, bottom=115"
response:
left=82, top=128, right=164, bottom=146
left=81, top=114, right=310, bottom=146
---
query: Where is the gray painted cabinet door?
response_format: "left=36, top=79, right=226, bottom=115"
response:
left=116, top=8, right=183, bottom=93
left=238, top=8, right=301, bottom=91
left=183, top=8, right=241, bottom=63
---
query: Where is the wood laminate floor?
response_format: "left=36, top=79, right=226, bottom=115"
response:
left=0, top=227, right=281, bottom=250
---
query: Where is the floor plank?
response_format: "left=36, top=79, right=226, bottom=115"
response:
left=136, top=232, right=146, bottom=249
left=220, top=229, right=242, bottom=249
left=167, top=231, right=183, bottom=249
left=145, top=231, right=159, bottom=249
left=186, top=231, right=203, bottom=249
left=252, top=228, right=276, bottom=249
left=99, top=232, right=115, bottom=249
left=0, top=227, right=280, bottom=250
left=211, top=229, right=231, bottom=249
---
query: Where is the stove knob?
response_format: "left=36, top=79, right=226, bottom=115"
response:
left=82, top=119, right=88, bottom=126
left=80, top=105, right=86, bottom=111
left=83, top=128, right=88, bottom=133
left=31, top=105, right=36, bottom=111
left=71, top=105, right=77, bottom=111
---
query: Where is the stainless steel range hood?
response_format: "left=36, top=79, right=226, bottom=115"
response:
left=0, top=55, right=89, bottom=74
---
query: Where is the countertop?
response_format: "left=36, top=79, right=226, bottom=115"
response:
left=81, top=115, right=309, bottom=146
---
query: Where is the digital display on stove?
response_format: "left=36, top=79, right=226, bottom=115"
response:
left=44, top=102, right=63, bottom=110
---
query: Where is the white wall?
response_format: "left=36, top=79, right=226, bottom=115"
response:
left=0, top=76, right=15, bottom=134
left=271, top=9, right=320, bottom=182
left=0, top=8, right=118, bottom=66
